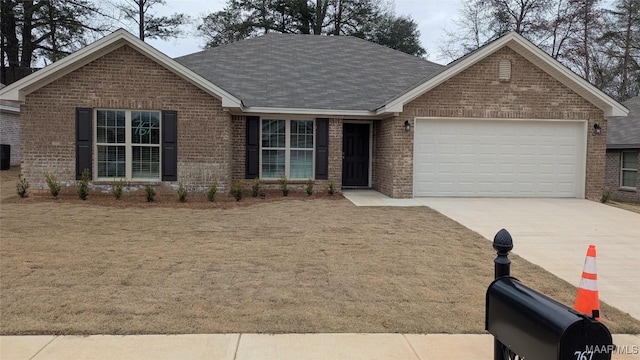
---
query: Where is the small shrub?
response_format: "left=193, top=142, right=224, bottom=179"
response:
left=306, top=178, right=314, bottom=196
left=111, top=179, right=124, bottom=200
left=76, top=168, right=91, bottom=200
left=45, top=173, right=61, bottom=198
left=232, top=180, right=243, bottom=201
left=279, top=174, right=289, bottom=196
left=145, top=185, right=156, bottom=203
left=251, top=178, right=261, bottom=197
left=600, top=188, right=612, bottom=203
left=16, top=174, right=29, bottom=198
left=327, top=181, right=336, bottom=195
left=177, top=182, right=188, bottom=203
left=206, top=178, right=218, bottom=202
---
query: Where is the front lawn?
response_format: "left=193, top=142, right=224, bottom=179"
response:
left=1, top=167, right=639, bottom=334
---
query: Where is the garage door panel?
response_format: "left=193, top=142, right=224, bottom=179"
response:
left=414, top=119, right=585, bottom=197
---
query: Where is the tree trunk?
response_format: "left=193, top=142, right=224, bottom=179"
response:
left=619, top=12, right=632, bottom=101
left=139, top=0, right=145, bottom=40
left=333, top=0, right=342, bottom=35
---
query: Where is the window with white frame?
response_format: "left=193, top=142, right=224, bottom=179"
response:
left=621, top=151, right=638, bottom=188
left=261, top=119, right=314, bottom=179
left=95, top=110, right=161, bottom=180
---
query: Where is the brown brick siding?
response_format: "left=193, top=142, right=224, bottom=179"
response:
left=0, top=109, right=21, bottom=165
left=21, top=45, right=233, bottom=190
left=377, top=46, right=606, bottom=200
left=231, top=116, right=342, bottom=194
left=372, top=117, right=410, bottom=197
left=327, top=117, right=343, bottom=190
left=604, top=150, right=640, bottom=202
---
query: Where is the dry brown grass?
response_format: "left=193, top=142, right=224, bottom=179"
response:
left=607, top=200, right=640, bottom=215
left=1, top=167, right=639, bottom=335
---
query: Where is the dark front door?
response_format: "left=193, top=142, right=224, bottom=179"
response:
left=342, top=123, right=370, bottom=187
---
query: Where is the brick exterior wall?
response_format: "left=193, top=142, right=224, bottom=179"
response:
left=20, top=45, right=233, bottom=190
left=604, top=150, right=640, bottom=202
left=375, top=46, right=606, bottom=200
left=0, top=109, right=21, bottom=165
left=372, top=117, right=410, bottom=197
left=17, top=42, right=610, bottom=200
left=230, top=116, right=342, bottom=193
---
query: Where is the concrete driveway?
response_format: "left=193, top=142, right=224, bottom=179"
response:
left=416, top=198, right=640, bottom=321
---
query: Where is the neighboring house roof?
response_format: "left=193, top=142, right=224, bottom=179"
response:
left=174, top=34, right=444, bottom=112
left=0, top=29, right=243, bottom=109
left=0, top=29, right=628, bottom=118
left=607, top=96, right=640, bottom=149
left=0, top=84, right=20, bottom=113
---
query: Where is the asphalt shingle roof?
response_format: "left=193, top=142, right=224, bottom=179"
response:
left=174, top=34, right=445, bottom=111
left=608, top=96, right=640, bottom=148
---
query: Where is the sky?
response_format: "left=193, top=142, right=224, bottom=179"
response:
left=145, top=0, right=462, bottom=64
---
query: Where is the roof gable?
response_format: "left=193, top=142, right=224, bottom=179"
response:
left=381, top=32, right=628, bottom=118
left=0, top=29, right=242, bottom=108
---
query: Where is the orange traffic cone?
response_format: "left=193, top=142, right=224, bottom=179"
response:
left=574, top=245, right=601, bottom=320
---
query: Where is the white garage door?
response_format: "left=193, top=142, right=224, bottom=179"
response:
left=413, top=119, right=586, bottom=197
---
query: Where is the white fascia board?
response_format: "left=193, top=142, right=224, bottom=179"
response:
left=382, top=31, right=628, bottom=118
left=0, top=29, right=243, bottom=108
left=0, top=104, right=20, bottom=113
left=382, top=35, right=515, bottom=114
left=122, top=33, right=243, bottom=108
left=237, top=106, right=381, bottom=119
left=506, top=40, right=628, bottom=118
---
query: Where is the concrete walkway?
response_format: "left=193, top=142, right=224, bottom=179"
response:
left=343, top=191, right=640, bottom=321
left=2, top=334, right=639, bottom=360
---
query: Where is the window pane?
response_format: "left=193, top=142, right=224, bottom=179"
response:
left=132, top=111, right=160, bottom=145
left=622, top=170, right=637, bottom=187
left=291, top=120, right=313, bottom=149
left=132, top=146, right=160, bottom=179
left=97, top=110, right=125, bottom=144
left=290, top=150, right=313, bottom=179
left=97, top=127, right=106, bottom=143
left=262, top=120, right=285, bottom=148
left=262, top=149, right=285, bottom=178
left=622, top=152, right=638, bottom=169
left=97, top=145, right=125, bottom=178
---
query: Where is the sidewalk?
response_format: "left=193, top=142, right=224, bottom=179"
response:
left=2, top=333, right=639, bottom=360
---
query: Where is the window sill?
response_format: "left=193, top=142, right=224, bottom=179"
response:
left=93, top=180, right=162, bottom=186
left=617, top=186, right=638, bottom=193
left=258, top=179, right=313, bottom=184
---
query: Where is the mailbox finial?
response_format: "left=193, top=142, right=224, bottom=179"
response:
left=493, top=228, right=513, bottom=253
left=493, top=228, right=513, bottom=279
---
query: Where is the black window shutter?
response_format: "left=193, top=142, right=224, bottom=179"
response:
left=315, top=118, right=329, bottom=180
left=162, top=110, right=178, bottom=181
left=246, top=116, right=260, bottom=179
left=76, top=108, right=93, bottom=180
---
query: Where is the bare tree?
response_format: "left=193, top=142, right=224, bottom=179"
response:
left=114, top=0, right=188, bottom=41
left=1, top=0, right=113, bottom=83
left=599, top=0, right=640, bottom=100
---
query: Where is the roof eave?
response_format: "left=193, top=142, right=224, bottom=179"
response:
left=0, top=29, right=243, bottom=108
left=234, top=106, right=383, bottom=119
left=0, top=104, right=20, bottom=113
left=607, top=143, right=640, bottom=150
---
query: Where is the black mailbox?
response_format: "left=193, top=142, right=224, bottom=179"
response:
left=486, top=276, right=613, bottom=360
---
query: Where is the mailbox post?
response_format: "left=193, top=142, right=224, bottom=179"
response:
left=492, top=229, right=513, bottom=360
left=486, top=229, right=614, bottom=360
